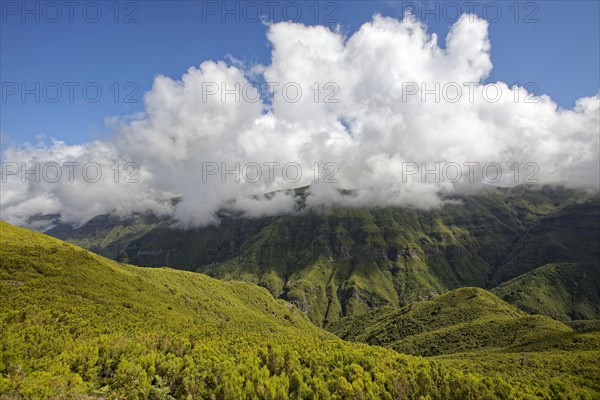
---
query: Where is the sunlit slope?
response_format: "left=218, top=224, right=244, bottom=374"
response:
left=1, top=222, right=599, bottom=398
left=492, top=262, right=600, bottom=321
left=330, top=287, right=600, bottom=356
left=0, top=221, right=323, bottom=337
left=0, top=222, right=531, bottom=399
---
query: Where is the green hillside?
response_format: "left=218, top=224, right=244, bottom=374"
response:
left=46, top=185, right=600, bottom=327
left=490, top=199, right=600, bottom=285
left=330, top=287, right=600, bottom=356
left=492, top=262, right=600, bottom=321
left=0, top=223, right=525, bottom=398
left=2, top=222, right=600, bottom=398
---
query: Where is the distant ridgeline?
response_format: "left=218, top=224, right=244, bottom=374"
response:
left=45, top=184, right=600, bottom=327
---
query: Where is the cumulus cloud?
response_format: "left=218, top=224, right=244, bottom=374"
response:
left=1, top=13, right=599, bottom=228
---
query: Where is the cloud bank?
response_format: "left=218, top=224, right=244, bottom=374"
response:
left=2, top=13, right=599, bottom=228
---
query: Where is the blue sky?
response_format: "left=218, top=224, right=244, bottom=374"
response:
left=1, top=0, right=599, bottom=149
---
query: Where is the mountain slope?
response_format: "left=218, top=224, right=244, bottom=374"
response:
left=490, top=198, right=600, bottom=285
left=0, top=222, right=509, bottom=399
left=330, top=287, right=598, bottom=357
left=2, top=222, right=600, bottom=398
left=45, top=185, right=599, bottom=326
left=492, top=262, right=600, bottom=321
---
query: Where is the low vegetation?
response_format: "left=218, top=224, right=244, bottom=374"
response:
left=1, top=222, right=598, bottom=398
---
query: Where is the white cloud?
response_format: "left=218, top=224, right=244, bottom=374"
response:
left=2, top=13, right=599, bottom=228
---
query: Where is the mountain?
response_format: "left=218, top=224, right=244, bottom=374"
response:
left=0, top=222, right=477, bottom=398
left=489, top=199, right=600, bottom=285
left=45, top=185, right=600, bottom=327
left=2, top=222, right=600, bottom=398
left=492, top=262, right=600, bottom=321
left=330, top=287, right=600, bottom=356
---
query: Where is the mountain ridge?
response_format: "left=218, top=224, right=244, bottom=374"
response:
left=43, top=185, right=600, bottom=326
left=329, top=286, right=597, bottom=357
